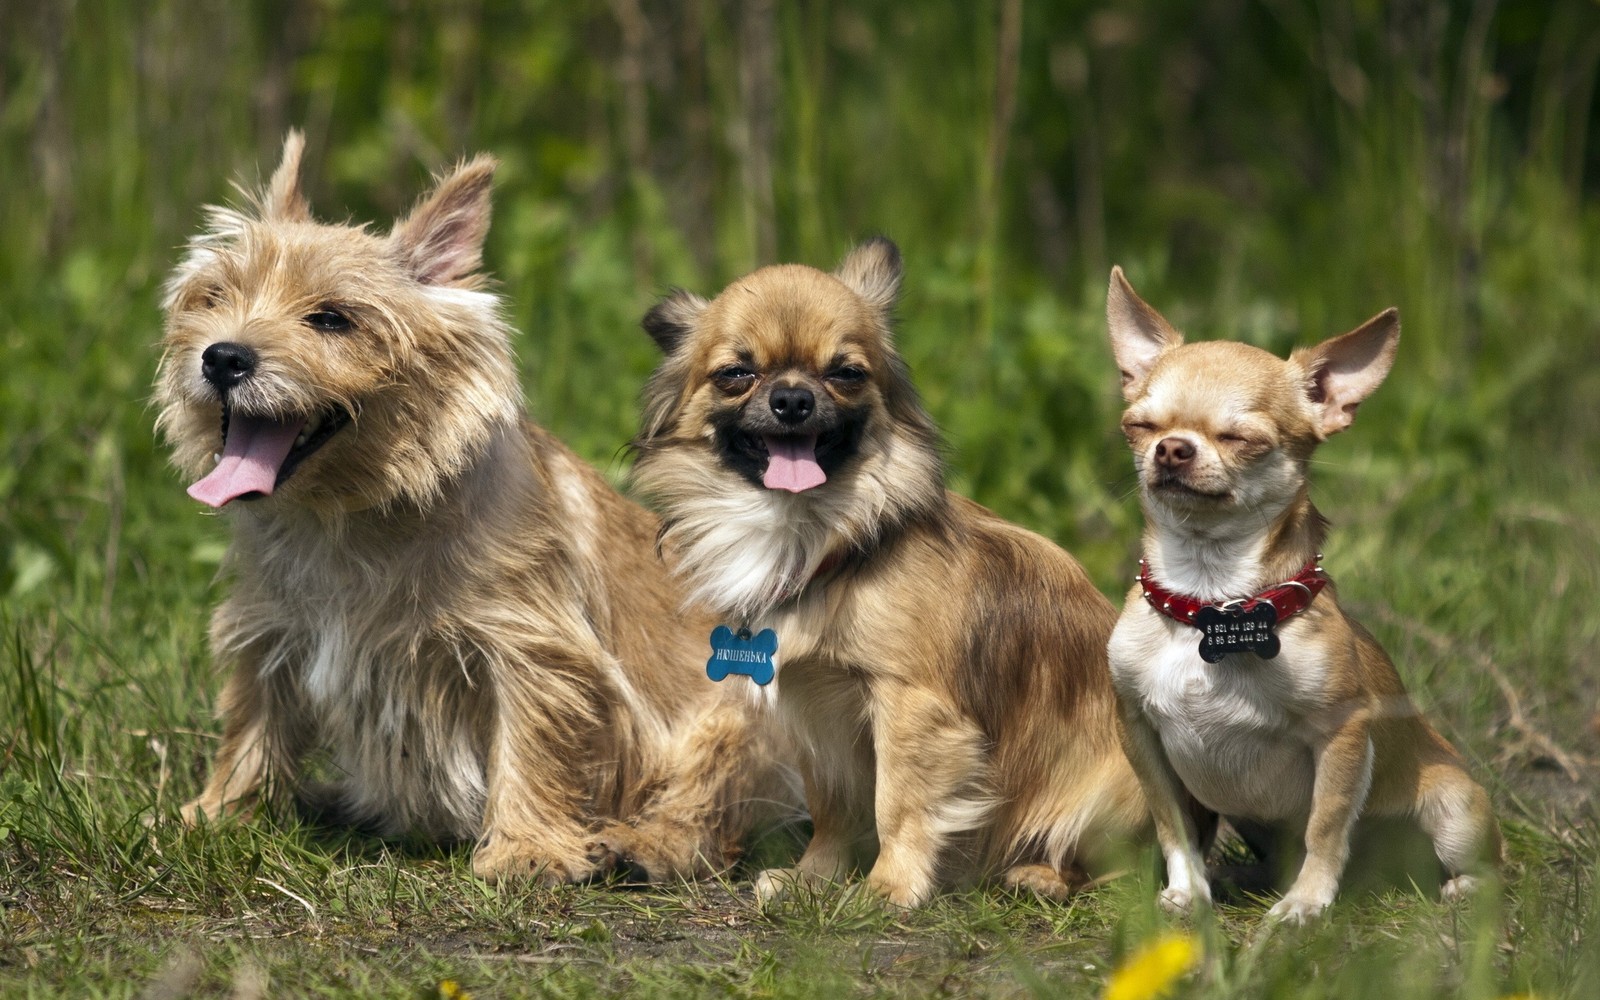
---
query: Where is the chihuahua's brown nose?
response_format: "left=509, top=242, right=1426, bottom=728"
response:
left=1154, top=436, right=1196, bottom=469
left=201, top=342, right=258, bottom=391
left=769, top=385, right=815, bottom=425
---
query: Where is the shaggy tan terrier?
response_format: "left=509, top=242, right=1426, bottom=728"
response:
left=156, top=132, right=782, bottom=884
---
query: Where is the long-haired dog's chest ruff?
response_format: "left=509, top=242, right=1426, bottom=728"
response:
left=657, top=477, right=864, bottom=624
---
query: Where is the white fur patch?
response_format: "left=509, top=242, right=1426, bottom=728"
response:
left=664, top=483, right=853, bottom=624
left=1109, top=608, right=1325, bottom=822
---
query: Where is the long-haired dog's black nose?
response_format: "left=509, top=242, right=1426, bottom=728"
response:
left=769, top=386, right=815, bottom=425
left=201, top=342, right=258, bottom=391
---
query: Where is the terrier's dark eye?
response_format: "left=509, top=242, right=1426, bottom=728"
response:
left=827, top=365, right=868, bottom=384
left=305, top=308, right=353, bottom=333
left=196, top=285, right=223, bottom=309
left=712, top=365, right=757, bottom=391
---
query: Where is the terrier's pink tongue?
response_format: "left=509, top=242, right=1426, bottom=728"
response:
left=187, top=415, right=303, bottom=508
left=762, top=434, right=826, bottom=493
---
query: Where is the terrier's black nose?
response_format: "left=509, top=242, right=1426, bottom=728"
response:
left=201, top=342, right=258, bottom=391
left=1154, top=436, right=1196, bottom=468
left=769, top=386, right=815, bottom=425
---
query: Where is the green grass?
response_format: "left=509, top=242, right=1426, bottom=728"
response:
left=3, top=2, right=1599, bottom=996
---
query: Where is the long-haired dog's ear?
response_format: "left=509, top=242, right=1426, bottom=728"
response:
left=833, top=237, right=903, bottom=315
left=642, top=290, right=709, bottom=354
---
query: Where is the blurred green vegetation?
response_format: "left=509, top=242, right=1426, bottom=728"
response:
left=2, top=1, right=1599, bottom=996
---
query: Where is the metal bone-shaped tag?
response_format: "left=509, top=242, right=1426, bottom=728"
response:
left=706, top=626, right=777, bottom=685
left=1194, top=603, right=1280, bottom=663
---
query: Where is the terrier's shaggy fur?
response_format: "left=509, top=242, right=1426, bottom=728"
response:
left=156, top=132, right=781, bottom=883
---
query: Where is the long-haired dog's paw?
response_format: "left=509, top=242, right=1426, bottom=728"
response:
left=471, top=833, right=596, bottom=887
left=1000, top=862, right=1090, bottom=902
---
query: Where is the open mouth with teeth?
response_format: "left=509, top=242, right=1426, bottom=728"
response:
left=719, top=421, right=863, bottom=494
left=187, top=401, right=352, bottom=508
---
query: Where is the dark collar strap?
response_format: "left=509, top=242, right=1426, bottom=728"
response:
left=776, top=548, right=846, bottom=604
left=1138, top=556, right=1328, bottom=629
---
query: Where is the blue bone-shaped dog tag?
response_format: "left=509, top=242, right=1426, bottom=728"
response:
left=706, top=626, right=778, bottom=685
left=1194, top=603, right=1280, bottom=663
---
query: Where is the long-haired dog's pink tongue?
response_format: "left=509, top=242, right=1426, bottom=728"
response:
left=187, top=416, right=303, bottom=508
left=762, top=434, right=826, bottom=493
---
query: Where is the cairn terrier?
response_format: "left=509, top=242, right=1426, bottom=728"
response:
left=156, top=132, right=780, bottom=884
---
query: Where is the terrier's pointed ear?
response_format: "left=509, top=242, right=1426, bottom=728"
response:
left=1295, top=308, right=1400, bottom=437
left=642, top=289, right=709, bottom=354
left=834, top=237, right=903, bottom=315
left=262, top=129, right=311, bottom=222
left=390, top=154, right=498, bottom=285
left=1107, top=266, right=1183, bottom=400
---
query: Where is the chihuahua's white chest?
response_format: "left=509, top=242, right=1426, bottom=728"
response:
left=1110, top=608, right=1321, bottom=822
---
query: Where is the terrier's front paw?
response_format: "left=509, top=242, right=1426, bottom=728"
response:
left=472, top=834, right=594, bottom=887
left=1267, top=891, right=1331, bottom=925
left=585, top=819, right=727, bottom=883
left=754, top=866, right=840, bottom=906
left=178, top=795, right=254, bottom=828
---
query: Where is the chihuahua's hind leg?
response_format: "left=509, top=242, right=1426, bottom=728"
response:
left=1415, top=760, right=1501, bottom=900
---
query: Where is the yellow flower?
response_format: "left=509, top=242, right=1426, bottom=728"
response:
left=438, top=980, right=473, bottom=1000
left=1103, top=932, right=1200, bottom=1000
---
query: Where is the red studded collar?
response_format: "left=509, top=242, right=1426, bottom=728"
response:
left=1137, top=556, right=1329, bottom=629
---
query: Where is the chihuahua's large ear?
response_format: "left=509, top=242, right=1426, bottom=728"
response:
left=1294, top=308, right=1400, bottom=437
left=390, top=154, right=498, bottom=285
left=642, top=289, right=709, bottom=354
left=834, top=237, right=903, bottom=315
left=260, top=130, right=311, bottom=222
left=1107, top=266, right=1182, bottom=400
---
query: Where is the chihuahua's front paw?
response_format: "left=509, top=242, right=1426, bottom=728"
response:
left=1267, top=891, right=1331, bottom=925
left=1159, top=864, right=1212, bottom=915
left=1159, top=885, right=1209, bottom=915
left=1440, top=874, right=1482, bottom=902
left=472, top=832, right=594, bottom=887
